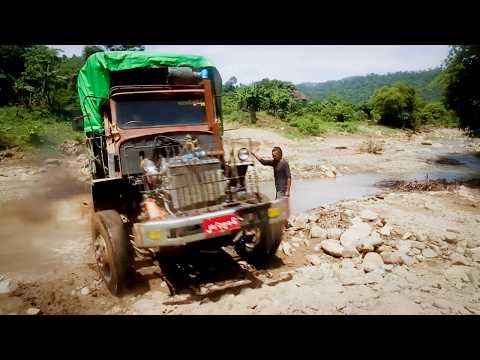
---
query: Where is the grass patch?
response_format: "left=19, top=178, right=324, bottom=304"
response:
left=224, top=111, right=307, bottom=139
left=224, top=109, right=457, bottom=139
left=0, top=106, right=82, bottom=154
left=224, top=110, right=406, bottom=139
left=285, top=113, right=368, bottom=136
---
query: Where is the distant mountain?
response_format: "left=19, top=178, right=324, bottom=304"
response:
left=296, top=68, right=444, bottom=105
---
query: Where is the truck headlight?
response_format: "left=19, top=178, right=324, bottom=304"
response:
left=238, top=148, right=250, bottom=161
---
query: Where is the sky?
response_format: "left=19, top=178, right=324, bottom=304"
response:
left=50, top=45, right=449, bottom=85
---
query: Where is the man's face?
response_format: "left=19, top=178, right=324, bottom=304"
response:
left=272, top=149, right=282, bottom=161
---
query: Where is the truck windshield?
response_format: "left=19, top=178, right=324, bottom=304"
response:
left=115, top=95, right=207, bottom=128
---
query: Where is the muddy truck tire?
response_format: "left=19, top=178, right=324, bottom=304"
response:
left=91, top=210, right=133, bottom=296
left=234, top=222, right=284, bottom=264
left=234, top=194, right=284, bottom=264
left=234, top=193, right=284, bottom=263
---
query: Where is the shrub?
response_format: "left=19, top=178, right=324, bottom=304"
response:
left=359, top=138, right=385, bottom=154
left=0, top=106, right=81, bottom=150
left=288, top=114, right=323, bottom=135
left=416, top=102, right=458, bottom=127
left=368, top=82, right=418, bottom=129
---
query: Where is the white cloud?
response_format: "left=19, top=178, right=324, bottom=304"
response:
left=49, top=45, right=449, bottom=84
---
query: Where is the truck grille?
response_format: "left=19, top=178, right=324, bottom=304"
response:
left=166, top=159, right=226, bottom=211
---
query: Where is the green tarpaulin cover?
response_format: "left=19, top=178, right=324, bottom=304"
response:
left=77, top=51, right=214, bottom=133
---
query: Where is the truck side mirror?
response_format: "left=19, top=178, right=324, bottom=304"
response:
left=72, top=116, right=84, bottom=132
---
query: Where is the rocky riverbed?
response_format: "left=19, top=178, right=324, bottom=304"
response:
left=1, top=128, right=479, bottom=315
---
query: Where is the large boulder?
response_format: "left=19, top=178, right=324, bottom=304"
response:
left=310, top=225, right=327, bottom=239
left=26, top=308, right=41, bottom=315
left=326, top=228, right=343, bottom=240
left=381, top=251, right=403, bottom=265
left=379, top=224, right=392, bottom=236
left=342, top=246, right=360, bottom=258
left=362, top=252, right=384, bottom=273
left=320, top=240, right=344, bottom=258
left=340, top=222, right=372, bottom=249
left=444, top=233, right=459, bottom=244
left=362, top=231, right=383, bottom=247
left=0, top=275, right=17, bottom=295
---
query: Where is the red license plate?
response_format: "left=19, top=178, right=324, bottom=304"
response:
left=202, top=214, right=241, bottom=235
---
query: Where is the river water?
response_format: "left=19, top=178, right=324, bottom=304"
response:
left=259, top=144, right=480, bottom=215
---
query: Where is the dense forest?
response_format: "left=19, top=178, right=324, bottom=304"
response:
left=296, top=69, right=443, bottom=105
left=0, top=45, right=144, bottom=150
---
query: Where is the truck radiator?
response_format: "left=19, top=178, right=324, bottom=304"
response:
left=166, top=159, right=226, bottom=211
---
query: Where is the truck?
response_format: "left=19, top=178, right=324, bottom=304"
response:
left=76, top=51, right=288, bottom=295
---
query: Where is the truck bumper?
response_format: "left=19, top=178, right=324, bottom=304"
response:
left=132, top=198, right=289, bottom=248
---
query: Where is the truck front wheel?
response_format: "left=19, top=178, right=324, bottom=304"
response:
left=234, top=222, right=283, bottom=263
left=91, top=210, right=133, bottom=296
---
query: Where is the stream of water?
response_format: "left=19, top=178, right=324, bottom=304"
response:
left=259, top=144, right=480, bottom=215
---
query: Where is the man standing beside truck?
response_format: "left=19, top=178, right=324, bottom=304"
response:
left=252, top=146, right=291, bottom=199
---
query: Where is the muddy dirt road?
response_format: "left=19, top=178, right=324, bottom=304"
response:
left=1, top=128, right=480, bottom=315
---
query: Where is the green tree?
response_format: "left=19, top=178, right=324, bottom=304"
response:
left=235, top=84, right=263, bottom=123
left=82, top=45, right=145, bottom=62
left=291, top=97, right=361, bottom=123
left=51, top=55, right=83, bottom=115
left=416, top=102, right=456, bottom=126
left=103, top=45, right=145, bottom=51
left=0, top=45, right=32, bottom=105
left=82, top=45, right=104, bottom=61
left=223, top=76, right=238, bottom=93
left=441, top=45, right=480, bottom=134
left=368, top=82, right=418, bottom=129
left=14, top=46, right=64, bottom=109
left=256, top=79, right=298, bottom=118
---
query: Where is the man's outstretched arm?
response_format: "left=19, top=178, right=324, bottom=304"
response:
left=252, top=152, right=273, bottom=166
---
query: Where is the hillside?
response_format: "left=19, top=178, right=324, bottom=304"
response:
left=297, top=68, right=444, bottom=105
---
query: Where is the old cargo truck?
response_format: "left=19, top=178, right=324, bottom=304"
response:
left=77, top=51, right=288, bottom=295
